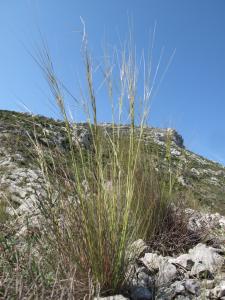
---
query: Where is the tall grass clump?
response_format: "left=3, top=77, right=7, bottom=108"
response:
left=33, top=28, right=176, bottom=297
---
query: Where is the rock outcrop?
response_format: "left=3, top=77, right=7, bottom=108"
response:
left=97, top=237, right=225, bottom=299
left=122, top=210, right=225, bottom=299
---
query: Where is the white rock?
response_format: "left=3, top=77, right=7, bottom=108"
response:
left=190, top=168, right=200, bottom=177
left=171, top=148, right=181, bottom=156
left=140, top=253, right=165, bottom=271
left=188, top=244, right=224, bottom=273
left=140, top=253, right=177, bottom=286
left=169, top=253, right=194, bottom=270
left=157, top=263, right=177, bottom=286
left=184, top=279, right=200, bottom=296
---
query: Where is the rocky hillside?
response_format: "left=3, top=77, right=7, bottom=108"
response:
left=1, top=109, right=225, bottom=300
left=0, top=109, right=225, bottom=217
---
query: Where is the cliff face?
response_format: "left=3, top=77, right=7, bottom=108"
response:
left=0, top=109, right=225, bottom=217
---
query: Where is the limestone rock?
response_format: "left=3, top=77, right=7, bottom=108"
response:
left=189, top=243, right=224, bottom=274
left=184, top=279, right=200, bottom=296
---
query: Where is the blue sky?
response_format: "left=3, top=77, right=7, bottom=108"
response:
left=0, top=0, right=225, bottom=164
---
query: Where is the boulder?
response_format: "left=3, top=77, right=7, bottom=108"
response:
left=188, top=243, right=224, bottom=274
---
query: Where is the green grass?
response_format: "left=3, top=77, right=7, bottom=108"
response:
left=28, top=32, right=195, bottom=297
left=0, top=30, right=220, bottom=299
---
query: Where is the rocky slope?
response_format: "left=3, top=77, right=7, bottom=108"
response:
left=0, top=109, right=225, bottom=218
left=95, top=207, right=225, bottom=299
left=0, top=109, right=225, bottom=299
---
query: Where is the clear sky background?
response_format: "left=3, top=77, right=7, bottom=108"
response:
left=0, top=0, right=225, bottom=164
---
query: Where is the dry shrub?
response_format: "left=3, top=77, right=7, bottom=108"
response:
left=148, top=200, right=207, bottom=256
